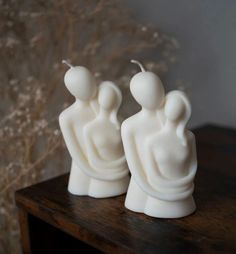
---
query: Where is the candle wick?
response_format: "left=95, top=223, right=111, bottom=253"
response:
left=62, top=59, right=74, bottom=68
left=131, top=59, right=146, bottom=72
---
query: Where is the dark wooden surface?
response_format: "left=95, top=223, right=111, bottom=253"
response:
left=15, top=125, right=236, bottom=254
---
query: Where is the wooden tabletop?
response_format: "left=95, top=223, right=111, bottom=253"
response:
left=15, top=125, right=236, bottom=254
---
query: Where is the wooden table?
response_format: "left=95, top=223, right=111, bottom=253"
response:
left=15, top=125, right=236, bottom=254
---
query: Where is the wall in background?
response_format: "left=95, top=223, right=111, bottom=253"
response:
left=126, top=0, right=236, bottom=127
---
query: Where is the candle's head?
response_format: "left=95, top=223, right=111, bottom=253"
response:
left=165, top=91, right=191, bottom=122
left=130, top=72, right=165, bottom=110
left=64, top=66, right=97, bottom=100
left=165, top=94, right=185, bottom=121
left=98, top=81, right=118, bottom=110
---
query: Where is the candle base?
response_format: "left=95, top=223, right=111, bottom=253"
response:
left=144, top=196, right=196, bottom=218
left=125, top=177, right=196, bottom=218
left=68, top=160, right=130, bottom=198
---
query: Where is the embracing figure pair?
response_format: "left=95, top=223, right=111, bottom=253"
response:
left=59, top=60, right=197, bottom=218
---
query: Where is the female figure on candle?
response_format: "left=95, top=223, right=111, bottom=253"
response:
left=59, top=61, right=129, bottom=198
left=84, top=81, right=128, bottom=172
left=122, top=60, right=197, bottom=218
left=83, top=81, right=129, bottom=196
left=143, top=90, right=197, bottom=218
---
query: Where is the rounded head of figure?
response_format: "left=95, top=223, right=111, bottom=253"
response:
left=129, top=60, right=165, bottom=110
left=64, top=66, right=97, bottom=101
left=164, top=90, right=191, bottom=145
left=98, top=81, right=121, bottom=110
left=98, top=81, right=122, bottom=126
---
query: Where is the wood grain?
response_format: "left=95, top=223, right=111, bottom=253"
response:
left=18, top=208, right=31, bottom=254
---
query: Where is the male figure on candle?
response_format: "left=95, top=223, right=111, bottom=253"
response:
left=59, top=61, right=129, bottom=198
left=121, top=60, right=197, bottom=218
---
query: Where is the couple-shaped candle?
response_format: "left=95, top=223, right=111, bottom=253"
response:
left=59, top=60, right=129, bottom=198
left=59, top=60, right=197, bottom=218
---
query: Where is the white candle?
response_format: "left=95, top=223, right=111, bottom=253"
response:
left=59, top=60, right=129, bottom=198
left=122, top=60, right=197, bottom=218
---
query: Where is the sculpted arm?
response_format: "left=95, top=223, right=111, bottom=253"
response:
left=59, top=112, right=127, bottom=181
left=144, top=139, right=168, bottom=182
left=121, top=123, right=147, bottom=180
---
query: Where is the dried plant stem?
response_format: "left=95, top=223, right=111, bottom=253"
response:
left=0, top=140, right=61, bottom=195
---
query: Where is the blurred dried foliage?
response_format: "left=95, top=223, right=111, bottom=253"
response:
left=0, top=0, right=178, bottom=253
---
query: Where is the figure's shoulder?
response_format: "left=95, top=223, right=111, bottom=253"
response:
left=121, top=112, right=141, bottom=130
left=59, top=105, right=74, bottom=123
left=59, top=109, right=66, bottom=122
left=186, top=130, right=196, bottom=143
